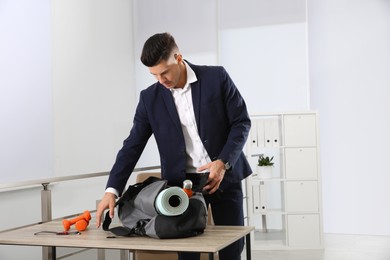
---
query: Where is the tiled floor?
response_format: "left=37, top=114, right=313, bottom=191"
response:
left=244, top=233, right=390, bottom=260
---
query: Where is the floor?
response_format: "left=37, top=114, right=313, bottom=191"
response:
left=243, top=233, right=390, bottom=260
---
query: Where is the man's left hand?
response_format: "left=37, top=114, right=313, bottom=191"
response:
left=197, top=160, right=226, bottom=194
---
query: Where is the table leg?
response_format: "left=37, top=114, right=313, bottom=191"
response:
left=120, top=249, right=129, bottom=260
left=41, top=185, right=54, bottom=260
left=50, top=246, right=56, bottom=260
left=97, top=248, right=105, bottom=260
left=245, top=233, right=251, bottom=260
left=261, top=214, right=267, bottom=232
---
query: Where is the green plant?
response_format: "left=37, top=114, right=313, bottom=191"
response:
left=257, top=154, right=274, bottom=167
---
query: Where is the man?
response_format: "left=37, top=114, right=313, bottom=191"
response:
left=96, top=32, right=252, bottom=260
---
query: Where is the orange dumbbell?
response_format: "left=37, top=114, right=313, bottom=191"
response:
left=62, top=210, right=91, bottom=232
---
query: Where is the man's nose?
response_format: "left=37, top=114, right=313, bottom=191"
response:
left=158, top=76, right=168, bottom=85
left=156, top=74, right=164, bottom=83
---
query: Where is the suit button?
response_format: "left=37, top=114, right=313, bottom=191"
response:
left=203, top=140, right=208, bottom=143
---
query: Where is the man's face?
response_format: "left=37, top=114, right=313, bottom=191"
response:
left=148, top=54, right=182, bottom=89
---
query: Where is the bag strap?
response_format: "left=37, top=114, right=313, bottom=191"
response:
left=103, top=218, right=150, bottom=237
left=102, top=176, right=162, bottom=234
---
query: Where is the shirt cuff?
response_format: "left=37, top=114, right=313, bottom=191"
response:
left=105, top=187, right=119, bottom=198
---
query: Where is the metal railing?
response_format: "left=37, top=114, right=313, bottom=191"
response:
left=0, top=166, right=160, bottom=191
left=0, top=165, right=160, bottom=260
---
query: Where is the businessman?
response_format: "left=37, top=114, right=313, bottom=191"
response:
left=96, top=32, right=252, bottom=260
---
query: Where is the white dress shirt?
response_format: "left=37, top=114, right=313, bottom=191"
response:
left=170, top=61, right=211, bottom=173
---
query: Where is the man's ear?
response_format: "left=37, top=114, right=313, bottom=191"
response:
left=174, top=53, right=183, bottom=63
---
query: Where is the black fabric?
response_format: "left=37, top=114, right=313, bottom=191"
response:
left=103, top=176, right=207, bottom=239
left=154, top=195, right=207, bottom=238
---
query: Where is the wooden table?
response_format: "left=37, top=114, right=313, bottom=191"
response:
left=0, top=220, right=254, bottom=260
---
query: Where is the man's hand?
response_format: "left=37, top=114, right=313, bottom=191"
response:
left=95, top=192, right=116, bottom=228
left=197, top=160, right=226, bottom=194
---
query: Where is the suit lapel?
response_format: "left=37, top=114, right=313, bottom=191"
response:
left=191, top=80, right=201, bottom=131
left=161, top=86, right=182, bottom=133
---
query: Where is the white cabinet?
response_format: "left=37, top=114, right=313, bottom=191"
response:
left=245, top=111, right=323, bottom=250
left=284, top=114, right=317, bottom=146
left=285, top=181, right=319, bottom=212
left=285, top=148, right=317, bottom=179
left=287, top=214, right=321, bottom=247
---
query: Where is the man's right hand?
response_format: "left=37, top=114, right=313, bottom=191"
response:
left=95, top=192, right=116, bottom=228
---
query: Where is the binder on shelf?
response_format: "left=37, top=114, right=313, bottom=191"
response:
left=252, top=181, right=261, bottom=214
left=256, top=119, right=265, bottom=148
left=249, top=121, right=260, bottom=153
left=259, top=181, right=267, bottom=213
left=264, top=117, right=280, bottom=147
left=252, top=180, right=267, bottom=214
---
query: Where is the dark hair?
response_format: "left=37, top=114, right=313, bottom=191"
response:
left=140, top=32, right=178, bottom=67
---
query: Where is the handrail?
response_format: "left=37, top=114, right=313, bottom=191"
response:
left=1, top=165, right=161, bottom=260
left=0, top=165, right=160, bottom=192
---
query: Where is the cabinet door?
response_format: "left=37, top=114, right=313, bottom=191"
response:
left=283, top=114, right=316, bottom=146
left=285, top=148, right=317, bottom=179
left=285, top=181, right=319, bottom=212
left=287, top=214, right=321, bottom=247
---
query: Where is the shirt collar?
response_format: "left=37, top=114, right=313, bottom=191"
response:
left=171, top=61, right=197, bottom=93
left=185, top=61, right=197, bottom=85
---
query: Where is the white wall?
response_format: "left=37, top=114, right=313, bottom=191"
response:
left=0, top=0, right=136, bottom=259
left=218, top=0, right=309, bottom=114
left=308, top=0, right=390, bottom=235
left=219, top=22, right=309, bottom=113
left=51, top=0, right=135, bottom=177
left=0, top=0, right=53, bottom=183
left=0, top=0, right=136, bottom=182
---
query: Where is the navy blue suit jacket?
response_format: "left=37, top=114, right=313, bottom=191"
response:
left=107, top=62, right=252, bottom=195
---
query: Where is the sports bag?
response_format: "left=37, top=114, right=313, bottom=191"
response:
left=102, top=176, right=208, bottom=239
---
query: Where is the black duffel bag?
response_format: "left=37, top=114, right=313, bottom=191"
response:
left=103, top=176, right=207, bottom=239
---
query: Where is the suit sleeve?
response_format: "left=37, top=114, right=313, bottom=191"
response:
left=106, top=93, right=153, bottom=195
left=217, top=67, right=251, bottom=167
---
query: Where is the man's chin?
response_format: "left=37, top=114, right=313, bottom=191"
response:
left=162, top=83, right=174, bottom=89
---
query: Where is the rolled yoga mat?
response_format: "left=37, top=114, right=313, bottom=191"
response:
left=154, top=187, right=189, bottom=216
